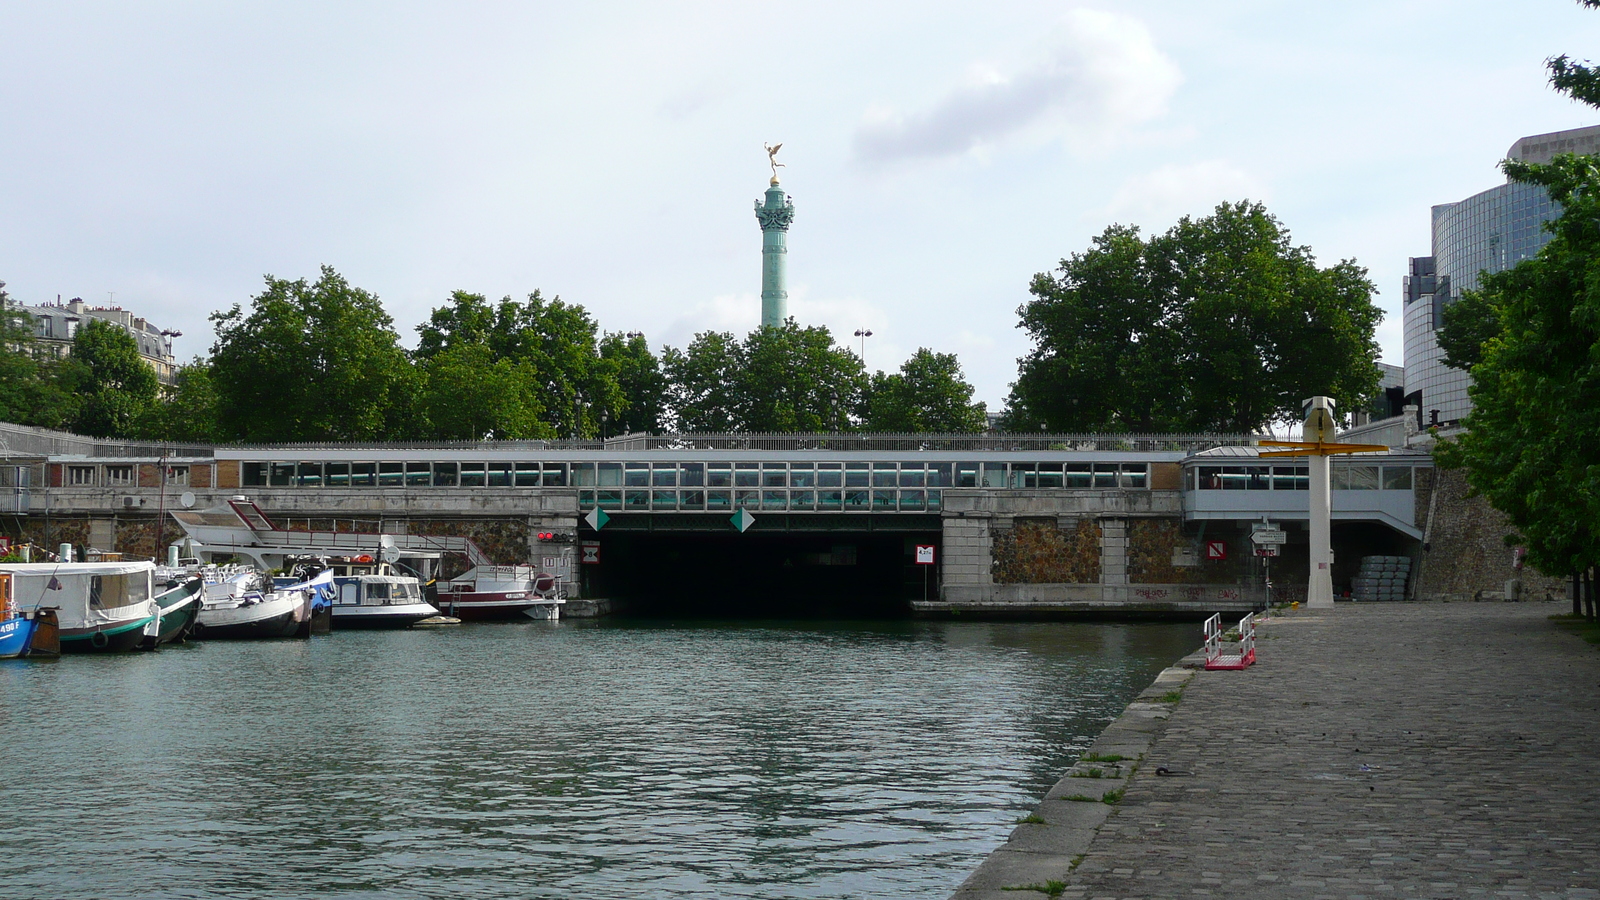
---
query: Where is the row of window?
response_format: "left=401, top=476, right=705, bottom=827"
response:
left=579, top=488, right=945, bottom=513
left=1189, top=465, right=1413, bottom=491
left=239, top=461, right=1153, bottom=491
left=67, top=465, right=190, bottom=487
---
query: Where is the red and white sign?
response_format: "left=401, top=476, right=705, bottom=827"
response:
left=915, top=545, right=935, bottom=565
left=1254, top=545, right=1279, bottom=558
left=580, top=542, right=601, bottom=565
left=1206, top=541, right=1228, bottom=560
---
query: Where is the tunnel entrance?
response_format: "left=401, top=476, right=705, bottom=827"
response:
left=580, top=521, right=941, bottom=618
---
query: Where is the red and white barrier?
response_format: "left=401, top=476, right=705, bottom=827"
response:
left=1204, top=612, right=1256, bottom=671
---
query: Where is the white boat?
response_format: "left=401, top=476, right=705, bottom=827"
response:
left=0, top=561, right=162, bottom=653
left=331, top=571, right=439, bottom=629
left=434, top=565, right=566, bottom=621
left=164, top=564, right=330, bottom=640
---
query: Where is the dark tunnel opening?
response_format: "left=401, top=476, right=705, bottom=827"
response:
left=580, top=530, right=941, bottom=618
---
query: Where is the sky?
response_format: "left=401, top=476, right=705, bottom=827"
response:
left=4, top=1, right=1599, bottom=411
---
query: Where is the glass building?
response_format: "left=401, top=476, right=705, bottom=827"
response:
left=1401, top=125, right=1600, bottom=425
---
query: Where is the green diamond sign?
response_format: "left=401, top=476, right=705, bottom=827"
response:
left=730, top=508, right=756, bottom=533
left=584, top=508, right=610, bottom=531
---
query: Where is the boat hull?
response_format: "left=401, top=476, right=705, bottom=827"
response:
left=0, top=609, right=58, bottom=658
left=142, top=579, right=204, bottom=650
left=196, top=591, right=310, bottom=640
left=331, top=602, right=440, bottom=629
left=60, top=617, right=154, bottom=653
left=434, top=591, right=562, bottom=621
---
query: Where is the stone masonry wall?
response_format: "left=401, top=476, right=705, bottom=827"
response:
left=1415, top=466, right=1568, bottom=601
left=992, top=518, right=1101, bottom=584
left=1126, top=518, right=1238, bottom=584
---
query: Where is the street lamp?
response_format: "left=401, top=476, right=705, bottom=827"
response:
left=854, top=328, right=873, bottom=368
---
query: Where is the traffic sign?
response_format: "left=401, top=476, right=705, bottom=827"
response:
left=584, top=508, right=610, bottom=531
left=1254, top=545, right=1280, bottom=557
left=1251, top=527, right=1286, bottom=545
left=580, top=542, right=600, bottom=565
left=731, top=508, right=756, bottom=533
left=1206, top=541, right=1228, bottom=560
left=915, top=545, right=935, bottom=565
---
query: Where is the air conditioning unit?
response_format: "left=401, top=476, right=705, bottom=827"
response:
left=122, top=496, right=141, bottom=508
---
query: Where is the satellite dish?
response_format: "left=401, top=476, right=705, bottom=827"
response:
left=179, top=491, right=196, bottom=509
left=380, top=545, right=401, bottom=564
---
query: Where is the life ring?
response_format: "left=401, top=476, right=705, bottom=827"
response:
left=90, top=630, right=109, bottom=649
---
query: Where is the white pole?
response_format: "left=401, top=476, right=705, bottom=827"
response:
left=1307, top=453, right=1334, bottom=608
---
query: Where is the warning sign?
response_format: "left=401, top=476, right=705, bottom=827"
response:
left=580, top=542, right=600, bottom=565
left=915, top=545, right=935, bottom=565
left=1206, top=541, right=1228, bottom=561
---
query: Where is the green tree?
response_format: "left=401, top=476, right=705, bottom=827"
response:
left=415, top=343, right=551, bottom=440
left=210, top=266, right=415, bottom=442
left=862, top=348, right=988, bottom=432
left=661, top=331, right=743, bottom=432
left=1438, top=0, right=1600, bottom=583
left=599, top=331, right=665, bottom=436
left=136, top=360, right=222, bottom=443
left=416, top=290, right=622, bottom=439
left=1436, top=289, right=1503, bottom=371
left=660, top=323, right=866, bottom=432
left=70, top=319, right=159, bottom=438
left=737, top=322, right=866, bottom=432
left=1004, top=202, right=1382, bottom=433
left=0, top=282, right=45, bottom=425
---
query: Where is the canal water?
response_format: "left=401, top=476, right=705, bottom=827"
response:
left=0, top=618, right=1197, bottom=899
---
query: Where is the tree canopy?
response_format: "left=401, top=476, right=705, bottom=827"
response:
left=210, top=266, right=415, bottom=442
left=1003, top=202, right=1382, bottom=433
left=661, top=322, right=866, bottom=432
left=862, top=349, right=988, bottom=433
left=416, top=290, right=623, bottom=439
left=1437, top=9, right=1600, bottom=578
left=70, top=319, right=159, bottom=438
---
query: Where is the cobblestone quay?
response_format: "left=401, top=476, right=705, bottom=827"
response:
left=961, top=602, right=1600, bottom=900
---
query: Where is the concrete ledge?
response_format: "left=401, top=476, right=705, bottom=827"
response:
left=949, top=662, right=1197, bottom=898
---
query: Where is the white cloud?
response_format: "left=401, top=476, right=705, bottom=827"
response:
left=1101, top=159, right=1268, bottom=227
left=854, top=9, right=1181, bottom=164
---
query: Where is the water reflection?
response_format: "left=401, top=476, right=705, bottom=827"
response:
left=0, top=618, right=1195, bottom=899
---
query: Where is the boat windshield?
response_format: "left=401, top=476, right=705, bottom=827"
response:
left=392, top=582, right=421, bottom=601
left=90, top=572, right=151, bottom=608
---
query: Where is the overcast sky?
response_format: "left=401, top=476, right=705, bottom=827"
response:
left=3, top=1, right=1598, bottom=410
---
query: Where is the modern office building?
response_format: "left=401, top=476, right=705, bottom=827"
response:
left=1401, top=124, right=1600, bottom=426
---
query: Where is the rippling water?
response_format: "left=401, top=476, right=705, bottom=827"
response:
left=0, top=618, right=1196, bottom=899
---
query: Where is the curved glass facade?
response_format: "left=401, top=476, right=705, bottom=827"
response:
left=1403, top=180, right=1558, bottom=425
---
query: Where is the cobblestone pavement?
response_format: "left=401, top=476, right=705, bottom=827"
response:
left=1063, top=601, right=1600, bottom=900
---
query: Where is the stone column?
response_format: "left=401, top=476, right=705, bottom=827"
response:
left=940, top=514, right=994, bottom=599
left=755, top=180, right=796, bottom=328
left=1100, top=517, right=1128, bottom=587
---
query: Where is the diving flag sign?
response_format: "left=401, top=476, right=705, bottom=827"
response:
left=731, top=508, right=756, bottom=533
left=584, top=508, right=610, bottom=531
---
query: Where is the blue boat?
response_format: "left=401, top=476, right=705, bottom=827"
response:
left=0, top=572, right=60, bottom=659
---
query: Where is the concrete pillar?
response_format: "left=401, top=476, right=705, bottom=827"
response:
left=1307, top=454, right=1334, bottom=608
left=1100, top=517, right=1128, bottom=587
left=939, top=515, right=994, bottom=595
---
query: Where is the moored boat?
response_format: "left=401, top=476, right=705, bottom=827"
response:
left=140, top=576, right=205, bottom=650
left=0, top=561, right=161, bottom=653
left=434, top=565, right=566, bottom=621
left=174, top=565, right=324, bottom=640
left=0, top=572, right=60, bottom=659
left=332, top=571, right=440, bottom=629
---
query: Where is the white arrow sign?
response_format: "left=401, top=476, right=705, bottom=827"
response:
left=1251, top=528, right=1286, bottom=545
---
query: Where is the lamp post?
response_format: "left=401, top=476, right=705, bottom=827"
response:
left=854, top=329, right=873, bottom=369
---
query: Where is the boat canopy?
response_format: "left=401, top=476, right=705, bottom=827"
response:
left=0, top=562, right=156, bottom=626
